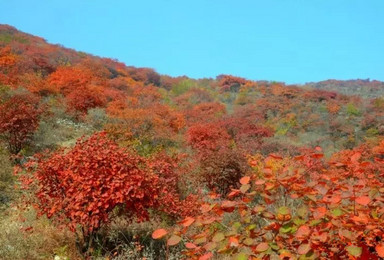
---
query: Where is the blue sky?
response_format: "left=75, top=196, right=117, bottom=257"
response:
left=0, top=0, right=383, bottom=84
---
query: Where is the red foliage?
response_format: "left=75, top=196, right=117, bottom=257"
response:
left=147, top=152, right=199, bottom=218
left=159, top=75, right=188, bottom=90
left=125, top=67, right=161, bottom=86
left=0, top=92, right=41, bottom=154
left=187, top=123, right=248, bottom=194
left=186, top=102, right=226, bottom=125
left=66, top=85, right=107, bottom=114
left=19, top=132, right=198, bottom=238
left=326, top=100, right=341, bottom=114
left=221, top=116, right=273, bottom=153
left=303, top=89, right=338, bottom=101
left=133, top=85, right=162, bottom=108
left=0, top=46, right=17, bottom=67
left=0, top=46, right=19, bottom=85
left=199, top=150, right=248, bottom=195
left=154, top=143, right=384, bottom=259
left=20, top=72, right=58, bottom=96
left=187, top=123, right=231, bottom=152
left=47, top=65, right=95, bottom=95
left=217, top=74, right=247, bottom=92
left=106, top=102, right=185, bottom=145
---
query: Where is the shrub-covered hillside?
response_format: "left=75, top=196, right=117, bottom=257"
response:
left=1, top=24, right=384, bottom=259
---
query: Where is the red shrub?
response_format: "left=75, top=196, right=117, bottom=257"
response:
left=48, top=65, right=95, bottom=95
left=66, top=85, right=107, bottom=114
left=187, top=123, right=231, bottom=152
left=19, top=132, right=198, bottom=251
left=0, top=93, right=41, bottom=154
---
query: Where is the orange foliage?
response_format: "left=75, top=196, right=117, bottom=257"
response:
left=20, top=72, right=58, bottom=95
left=106, top=102, right=185, bottom=144
left=0, top=46, right=19, bottom=85
left=47, top=65, right=95, bottom=95
left=186, top=102, right=226, bottom=125
left=327, top=101, right=341, bottom=114
left=0, top=46, right=17, bottom=67
left=66, top=85, right=107, bottom=114
left=217, top=74, right=247, bottom=92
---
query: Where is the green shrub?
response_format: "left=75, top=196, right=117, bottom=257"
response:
left=171, top=79, right=195, bottom=96
left=346, top=103, right=360, bottom=116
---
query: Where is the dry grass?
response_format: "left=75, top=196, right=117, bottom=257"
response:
left=0, top=205, right=185, bottom=259
left=0, top=205, right=81, bottom=260
left=0, top=146, right=13, bottom=210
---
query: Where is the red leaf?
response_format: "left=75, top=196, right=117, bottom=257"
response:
left=179, top=217, right=195, bottom=227
left=152, top=229, right=167, bottom=239
left=228, top=189, right=241, bottom=198
left=229, top=236, right=239, bottom=247
left=296, top=225, right=310, bottom=238
left=376, top=244, right=384, bottom=257
left=314, top=207, right=327, bottom=219
left=185, top=242, right=197, bottom=249
left=240, top=176, right=250, bottom=185
left=355, top=196, right=371, bottom=206
left=330, top=195, right=342, bottom=204
left=255, top=179, right=266, bottom=185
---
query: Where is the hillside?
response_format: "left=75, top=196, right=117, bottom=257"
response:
left=1, top=25, right=384, bottom=259
left=305, top=79, right=384, bottom=98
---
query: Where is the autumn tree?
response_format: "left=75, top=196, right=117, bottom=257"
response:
left=217, top=74, right=247, bottom=92
left=47, top=65, right=95, bottom=95
left=0, top=92, right=41, bottom=154
left=125, top=67, right=161, bottom=86
left=0, top=46, right=19, bottom=85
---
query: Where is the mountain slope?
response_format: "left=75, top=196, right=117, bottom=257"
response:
left=1, top=24, right=384, bottom=260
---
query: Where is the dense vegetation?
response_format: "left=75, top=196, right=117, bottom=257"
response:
left=1, top=24, right=384, bottom=259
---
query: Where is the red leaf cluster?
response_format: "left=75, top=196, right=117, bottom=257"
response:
left=0, top=92, right=41, bottom=154
left=19, top=132, right=197, bottom=235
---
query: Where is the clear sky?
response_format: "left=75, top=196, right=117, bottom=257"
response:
left=0, top=0, right=383, bottom=84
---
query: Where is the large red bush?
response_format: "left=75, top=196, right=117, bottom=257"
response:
left=19, top=132, right=198, bottom=252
